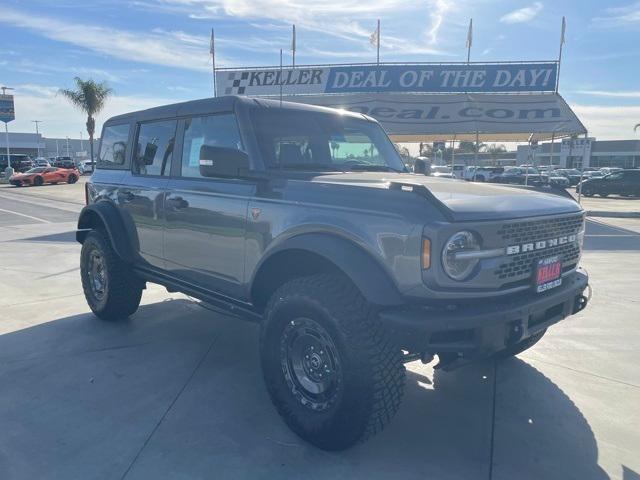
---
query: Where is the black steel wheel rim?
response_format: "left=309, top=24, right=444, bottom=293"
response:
left=280, top=317, right=342, bottom=411
left=88, top=249, right=107, bottom=300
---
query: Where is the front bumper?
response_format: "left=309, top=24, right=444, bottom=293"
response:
left=380, top=268, right=589, bottom=369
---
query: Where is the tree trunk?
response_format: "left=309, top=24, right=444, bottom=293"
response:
left=86, top=115, right=96, bottom=162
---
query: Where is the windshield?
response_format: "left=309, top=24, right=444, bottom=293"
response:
left=251, top=109, right=406, bottom=172
left=432, top=166, right=452, bottom=173
left=25, top=167, right=46, bottom=173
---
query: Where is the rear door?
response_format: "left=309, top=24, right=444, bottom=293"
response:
left=163, top=112, right=253, bottom=298
left=118, top=119, right=177, bottom=269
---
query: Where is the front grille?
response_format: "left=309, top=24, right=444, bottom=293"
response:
left=493, top=213, right=584, bottom=284
left=497, top=214, right=585, bottom=244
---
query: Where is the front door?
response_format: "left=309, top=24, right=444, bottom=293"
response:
left=163, top=113, right=253, bottom=299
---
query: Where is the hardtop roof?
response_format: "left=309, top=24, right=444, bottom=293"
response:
left=104, top=95, right=369, bottom=125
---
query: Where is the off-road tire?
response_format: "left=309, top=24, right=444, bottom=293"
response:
left=33, top=176, right=44, bottom=186
left=260, top=274, right=405, bottom=451
left=599, top=192, right=609, bottom=197
left=496, top=329, right=546, bottom=359
left=68, top=174, right=78, bottom=184
left=80, top=230, right=143, bottom=321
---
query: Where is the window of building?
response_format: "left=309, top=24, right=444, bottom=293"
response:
left=133, top=120, right=177, bottom=176
left=181, top=114, right=243, bottom=178
left=97, top=124, right=130, bottom=168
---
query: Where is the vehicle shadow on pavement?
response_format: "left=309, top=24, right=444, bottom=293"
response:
left=0, top=299, right=609, bottom=480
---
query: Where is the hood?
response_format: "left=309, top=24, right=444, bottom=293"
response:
left=308, top=172, right=582, bottom=221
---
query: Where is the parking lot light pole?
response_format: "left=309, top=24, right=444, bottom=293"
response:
left=32, top=120, right=43, bottom=158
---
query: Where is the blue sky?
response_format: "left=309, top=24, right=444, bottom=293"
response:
left=1, top=0, right=639, bottom=140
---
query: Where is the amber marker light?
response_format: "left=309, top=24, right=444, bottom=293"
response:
left=422, top=238, right=431, bottom=270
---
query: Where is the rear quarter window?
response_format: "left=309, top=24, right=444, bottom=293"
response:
left=97, top=123, right=130, bottom=169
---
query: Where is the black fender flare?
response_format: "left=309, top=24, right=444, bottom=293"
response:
left=76, top=202, right=138, bottom=263
left=252, top=233, right=405, bottom=307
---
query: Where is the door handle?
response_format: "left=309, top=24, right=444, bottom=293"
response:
left=167, top=196, right=189, bottom=209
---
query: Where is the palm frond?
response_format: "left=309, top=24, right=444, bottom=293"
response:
left=58, top=76, right=113, bottom=116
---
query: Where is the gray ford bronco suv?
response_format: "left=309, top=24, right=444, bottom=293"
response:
left=77, top=96, right=590, bottom=450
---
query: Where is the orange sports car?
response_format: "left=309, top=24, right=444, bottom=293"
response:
left=9, top=166, right=80, bottom=187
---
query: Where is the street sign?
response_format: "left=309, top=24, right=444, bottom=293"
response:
left=0, top=94, right=15, bottom=123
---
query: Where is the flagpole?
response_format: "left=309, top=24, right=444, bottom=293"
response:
left=556, top=16, right=565, bottom=93
left=279, top=49, right=283, bottom=106
left=292, top=25, right=296, bottom=68
left=210, top=28, right=216, bottom=97
left=376, top=19, right=380, bottom=65
left=466, top=19, right=472, bottom=63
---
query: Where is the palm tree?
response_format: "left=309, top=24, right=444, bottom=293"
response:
left=59, top=77, right=112, bottom=163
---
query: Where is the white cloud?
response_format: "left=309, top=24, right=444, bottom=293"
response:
left=592, top=2, right=640, bottom=27
left=426, top=0, right=452, bottom=45
left=10, top=83, right=181, bottom=138
left=0, top=7, right=229, bottom=72
left=574, top=90, right=640, bottom=98
left=571, top=104, right=640, bottom=140
left=500, top=2, right=543, bottom=24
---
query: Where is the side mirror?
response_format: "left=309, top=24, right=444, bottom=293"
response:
left=199, top=145, right=250, bottom=178
left=142, top=143, right=158, bottom=165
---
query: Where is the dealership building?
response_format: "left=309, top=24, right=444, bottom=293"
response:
left=0, top=132, right=98, bottom=159
left=516, top=138, right=640, bottom=170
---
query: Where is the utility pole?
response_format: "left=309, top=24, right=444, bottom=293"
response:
left=66, top=136, right=70, bottom=158
left=32, top=120, right=43, bottom=158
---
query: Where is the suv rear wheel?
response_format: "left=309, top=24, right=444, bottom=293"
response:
left=80, top=230, right=144, bottom=321
left=260, top=274, right=405, bottom=451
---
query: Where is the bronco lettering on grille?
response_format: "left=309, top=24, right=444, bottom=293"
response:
left=507, top=234, right=577, bottom=255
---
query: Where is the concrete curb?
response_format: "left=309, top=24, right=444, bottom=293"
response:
left=586, top=211, right=640, bottom=219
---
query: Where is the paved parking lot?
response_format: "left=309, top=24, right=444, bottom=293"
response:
left=0, top=180, right=639, bottom=480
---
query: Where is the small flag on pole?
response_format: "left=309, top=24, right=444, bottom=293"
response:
left=370, top=19, right=380, bottom=64
left=560, top=16, right=566, bottom=44
left=369, top=25, right=379, bottom=47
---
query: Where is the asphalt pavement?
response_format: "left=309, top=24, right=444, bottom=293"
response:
left=0, top=180, right=638, bottom=480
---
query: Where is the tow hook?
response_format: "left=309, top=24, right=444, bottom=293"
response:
left=573, top=285, right=591, bottom=314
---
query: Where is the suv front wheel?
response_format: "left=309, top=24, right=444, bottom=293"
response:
left=260, top=274, right=405, bottom=451
left=80, top=230, right=144, bottom=321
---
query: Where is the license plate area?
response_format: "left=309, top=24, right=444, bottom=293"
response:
left=535, top=255, right=562, bottom=293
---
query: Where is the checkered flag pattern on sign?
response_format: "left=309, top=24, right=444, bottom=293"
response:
left=224, top=72, right=250, bottom=95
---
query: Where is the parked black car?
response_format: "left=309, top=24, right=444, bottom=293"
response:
left=0, top=154, right=34, bottom=173
left=578, top=169, right=640, bottom=197
left=555, top=169, right=583, bottom=186
left=493, top=166, right=545, bottom=186
left=54, top=156, right=76, bottom=169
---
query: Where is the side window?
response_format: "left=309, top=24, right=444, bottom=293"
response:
left=181, top=114, right=242, bottom=178
left=133, top=120, right=177, bottom=176
left=97, top=124, right=130, bottom=168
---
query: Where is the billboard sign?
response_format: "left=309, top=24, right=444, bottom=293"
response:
left=281, top=93, right=586, bottom=141
left=216, top=62, right=558, bottom=96
left=0, top=94, right=15, bottom=123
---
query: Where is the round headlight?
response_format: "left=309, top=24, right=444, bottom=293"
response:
left=442, top=231, right=481, bottom=281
